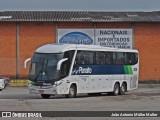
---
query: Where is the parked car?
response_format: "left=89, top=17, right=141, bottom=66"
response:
left=0, top=75, right=10, bottom=88
left=0, top=76, right=5, bottom=91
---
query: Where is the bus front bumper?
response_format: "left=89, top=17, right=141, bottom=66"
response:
left=28, top=85, right=56, bottom=95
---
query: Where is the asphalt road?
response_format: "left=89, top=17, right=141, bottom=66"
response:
left=0, top=84, right=160, bottom=120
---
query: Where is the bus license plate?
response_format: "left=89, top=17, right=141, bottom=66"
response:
left=39, top=90, right=44, bottom=93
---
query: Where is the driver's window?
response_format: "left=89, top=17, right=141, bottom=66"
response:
left=61, top=62, right=67, bottom=77
left=60, top=50, right=75, bottom=78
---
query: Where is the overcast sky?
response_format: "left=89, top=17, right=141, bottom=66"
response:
left=0, top=0, right=160, bottom=11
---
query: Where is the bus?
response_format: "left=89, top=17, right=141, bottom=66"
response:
left=0, top=76, right=5, bottom=91
left=28, top=43, right=139, bottom=99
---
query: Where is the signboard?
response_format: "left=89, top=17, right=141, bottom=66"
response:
left=58, top=29, right=94, bottom=45
left=95, top=29, right=133, bottom=49
left=58, top=29, right=133, bottom=49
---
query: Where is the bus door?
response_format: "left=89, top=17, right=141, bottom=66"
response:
left=98, top=75, right=112, bottom=92
left=88, top=76, right=98, bottom=92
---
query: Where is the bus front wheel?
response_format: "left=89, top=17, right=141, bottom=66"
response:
left=41, top=94, right=51, bottom=99
left=66, top=85, right=77, bottom=98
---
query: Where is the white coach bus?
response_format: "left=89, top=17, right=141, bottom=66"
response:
left=28, top=44, right=139, bottom=99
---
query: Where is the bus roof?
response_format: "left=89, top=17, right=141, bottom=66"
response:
left=35, top=43, right=138, bottom=53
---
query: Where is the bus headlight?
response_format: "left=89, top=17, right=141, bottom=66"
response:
left=55, top=81, right=62, bottom=86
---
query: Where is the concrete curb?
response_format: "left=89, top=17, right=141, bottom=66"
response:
left=9, top=79, right=28, bottom=87
left=139, top=80, right=160, bottom=84
left=138, top=84, right=160, bottom=88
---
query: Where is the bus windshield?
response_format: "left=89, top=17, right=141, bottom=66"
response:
left=29, top=53, right=63, bottom=83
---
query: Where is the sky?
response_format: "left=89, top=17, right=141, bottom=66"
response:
left=0, top=0, right=160, bottom=11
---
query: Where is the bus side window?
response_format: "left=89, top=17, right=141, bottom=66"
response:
left=126, top=53, right=131, bottom=64
left=80, top=57, right=86, bottom=64
left=76, top=51, right=94, bottom=65
left=95, top=52, right=105, bottom=65
left=125, top=53, right=138, bottom=65
left=105, top=52, right=113, bottom=65
left=76, top=51, right=85, bottom=65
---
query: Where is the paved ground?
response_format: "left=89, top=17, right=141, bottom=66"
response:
left=0, top=84, right=160, bottom=120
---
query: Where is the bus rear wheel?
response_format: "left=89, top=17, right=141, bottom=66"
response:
left=41, top=94, right=51, bottom=99
left=112, top=83, right=120, bottom=96
left=120, top=83, right=126, bottom=95
left=66, top=85, right=77, bottom=98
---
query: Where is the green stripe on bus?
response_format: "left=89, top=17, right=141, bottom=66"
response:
left=124, top=65, right=133, bottom=74
left=124, top=66, right=129, bottom=74
left=128, top=66, right=133, bottom=74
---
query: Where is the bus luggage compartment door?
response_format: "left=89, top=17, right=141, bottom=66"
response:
left=78, top=76, right=89, bottom=93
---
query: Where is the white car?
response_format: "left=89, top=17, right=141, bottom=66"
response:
left=0, top=78, right=5, bottom=91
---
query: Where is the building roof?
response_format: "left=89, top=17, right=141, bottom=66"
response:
left=0, top=11, right=160, bottom=22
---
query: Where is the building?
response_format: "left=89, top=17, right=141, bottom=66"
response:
left=0, top=11, right=160, bottom=82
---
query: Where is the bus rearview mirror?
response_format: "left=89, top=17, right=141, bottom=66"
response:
left=24, top=58, right=31, bottom=69
left=57, top=58, right=68, bottom=71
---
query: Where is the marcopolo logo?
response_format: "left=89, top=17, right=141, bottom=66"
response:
left=79, top=67, right=92, bottom=73
left=59, top=32, right=93, bottom=45
left=72, top=67, right=92, bottom=75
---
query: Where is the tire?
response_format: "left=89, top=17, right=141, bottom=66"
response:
left=112, top=83, right=120, bottom=96
left=41, top=94, right=51, bottom=99
left=120, top=83, right=126, bottom=95
left=0, top=89, right=2, bottom=91
left=66, top=85, right=77, bottom=98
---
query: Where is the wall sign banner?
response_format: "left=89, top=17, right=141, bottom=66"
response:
left=58, top=29, right=94, bottom=45
left=58, top=29, right=133, bottom=49
left=95, top=29, right=133, bottom=49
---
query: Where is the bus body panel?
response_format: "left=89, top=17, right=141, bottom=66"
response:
left=28, top=84, right=57, bottom=95
left=0, top=79, right=5, bottom=90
